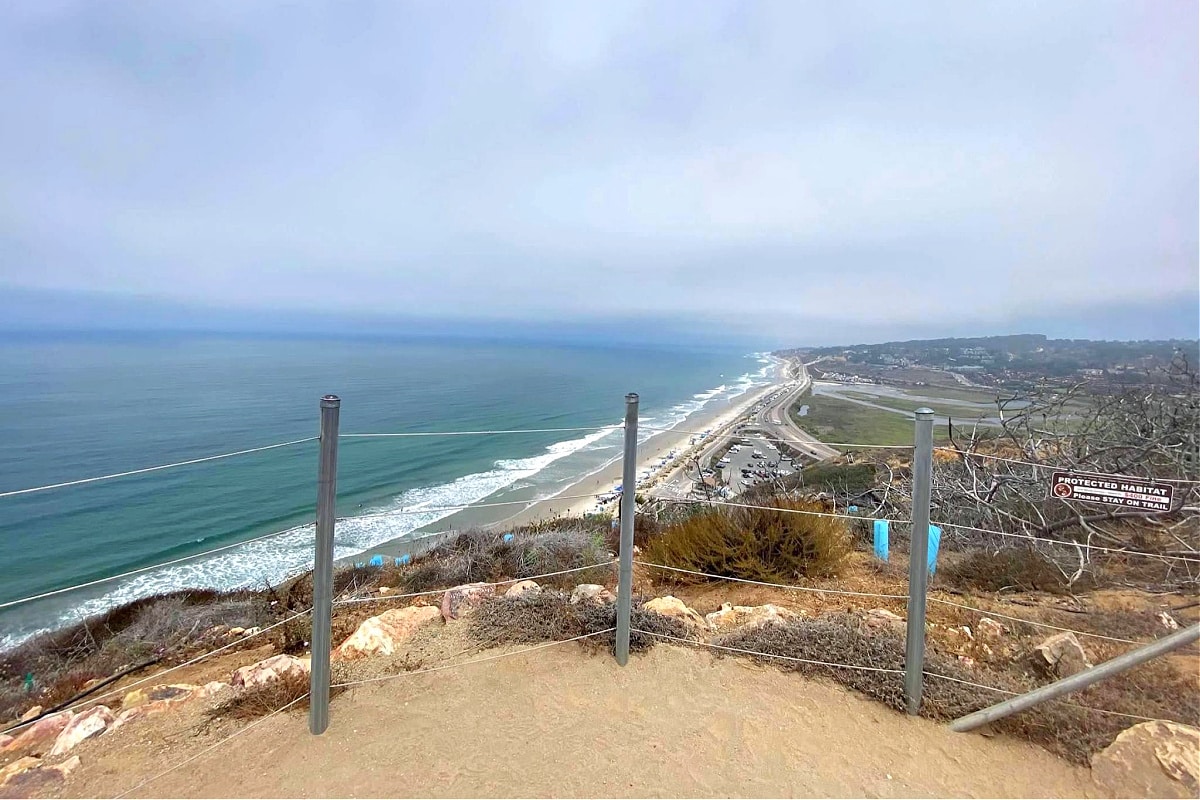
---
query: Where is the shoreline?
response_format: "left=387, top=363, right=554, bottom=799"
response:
left=350, top=364, right=785, bottom=562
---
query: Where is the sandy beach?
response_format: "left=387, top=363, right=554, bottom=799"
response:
left=351, top=369, right=783, bottom=563
left=499, top=379, right=779, bottom=527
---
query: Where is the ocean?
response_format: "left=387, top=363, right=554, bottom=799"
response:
left=0, top=334, right=773, bottom=648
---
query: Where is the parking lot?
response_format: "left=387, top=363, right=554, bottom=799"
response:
left=713, top=432, right=796, bottom=495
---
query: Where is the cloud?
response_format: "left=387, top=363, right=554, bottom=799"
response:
left=1, top=1, right=1196, bottom=340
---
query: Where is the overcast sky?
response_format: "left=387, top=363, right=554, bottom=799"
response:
left=1, top=1, right=1196, bottom=344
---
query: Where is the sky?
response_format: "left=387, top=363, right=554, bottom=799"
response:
left=1, top=1, right=1197, bottom=347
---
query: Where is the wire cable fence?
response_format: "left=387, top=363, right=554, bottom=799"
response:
left=633, top=561, right=908, bottom=601
left=931, top=520, right=1200, bottom=564
left=111, top=628, right=613, bottom=798
left=0, top=523, right=315, bottom=611
left=924, top=597, right=1143, bottom=646
left=333, top=560, right=618, bottom=606
left=3, top=388, right=1195, bottom=773
left=636, top=630, right=1176, bottom=725
left=638, top=423, right=916, bottom=451
left=334, top=491, right=612, bottom=524
left=634, top=557, right=1156, bottom=648
left=340, top=425, right=617, bottom=438
left=0, top=437, right=319, bottom=500
left=330, top=628, right=615, bottom=690
left=931, top=447, right=1200, bottom=484
left=113, top=692, right=310, bottom=800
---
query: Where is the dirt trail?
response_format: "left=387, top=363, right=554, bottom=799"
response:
left=52, top=643, right=1100, bottom=799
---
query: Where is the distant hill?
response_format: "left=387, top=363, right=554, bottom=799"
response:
left=775, top=334, right=1199, bottom=384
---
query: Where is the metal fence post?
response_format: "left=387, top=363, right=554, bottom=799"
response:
left=309, top=395, right=340, bottom=734
left=904, top=407, right=934, bottom=715
left=614, top=393, right=639, bottom=665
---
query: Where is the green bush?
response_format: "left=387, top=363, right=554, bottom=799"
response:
left=642, top=498, right=851, bottom=583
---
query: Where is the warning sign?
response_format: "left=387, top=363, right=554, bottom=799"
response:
left=1050, top=471, right=1174, bottom=512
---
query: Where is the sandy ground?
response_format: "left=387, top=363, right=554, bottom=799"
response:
left=53, top=644, right=1100, bottom=799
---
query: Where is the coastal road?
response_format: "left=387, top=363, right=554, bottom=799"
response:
left=648, top=361, right=836, bottom=502
left=749, top=361, right=841, bottom=460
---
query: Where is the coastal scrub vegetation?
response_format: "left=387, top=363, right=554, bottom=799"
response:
left=0, top=589, right=280, bottom=725
left=642, top=498, right=852, bottom=583
left=468, top=591, right=691, bottom=653
left=717, top=612, right=1200, bottom=765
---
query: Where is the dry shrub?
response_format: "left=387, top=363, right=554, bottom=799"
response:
left=467, top=592, right=689, bottom=654
left=937, top=547, right=1077, bottom=594
left=643, top=499, right=851, bottom=583
left=208, top=671, right=314, bottom=720
left=0, top=590, right=274, bottom=724
left=400, top=527, right=611, bottom=594
left=712, top=613, right=1199, bottom=765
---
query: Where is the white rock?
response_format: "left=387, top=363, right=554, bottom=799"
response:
left=242, top=626, right=262, bottom=637
left=1033, top=632, right=1092, bottom=678
left=976, top=618, right=1005, bottom=641
left=1, top=711, right=73, bottom=755
left=504, top=580, right=542, bottom=598
left=569, top=584, right=615, bottom=605
left=1091, top=720, right=1200, bottom=798
left=49, top=705, right=113, bottom=756
left=232, top=654, right=309, bottom=689
left=440, top=583, right=494, bottom=620
left=332, top=606, right=443, bottom=660
left=705, top=603, right=799, bottom=632
left=865, top=608, right=906, bottom=631
left=641, top=596, right=708, bottom=628
left=1158, top=611, right=1180, bottom=631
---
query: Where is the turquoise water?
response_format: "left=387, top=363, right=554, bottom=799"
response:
left=0, top=334, right=771, bottom=647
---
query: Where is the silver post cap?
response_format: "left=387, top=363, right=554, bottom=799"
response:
left=321, top=395, right=341, bottom=407
left=915, top=407, right=934, bottom=417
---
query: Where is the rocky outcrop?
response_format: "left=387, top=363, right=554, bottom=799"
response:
left=441, top=583, right=494, bottom=620
left=641, top=596, right=707, bottom=629
left=332, top=606, right=442, bottom=660
left=975, top=618, right=1004, bottom=642
left=18, top=707, right=42, bottom=723
left=1032, top=632, right=1091, bottom=678
left=864, top=608, right=905, bottom=632
left=0, top=754, right=80, bottom=798
left=0, top=735, right=11, bottom=751
left=569, top=584, right=615, bottom=605
left=1091, top=720, right=1200, bottom=798
left=705, top=603, right=799, bottom=632
left=505, top=580, right=542, bottom=598
left=122, top=684, right=198, bottom=710
left=232, top=654, right=309, bottom=690
left=1, top=711, right=73, bottom=755
left=48, top=706, right=113, bottom=756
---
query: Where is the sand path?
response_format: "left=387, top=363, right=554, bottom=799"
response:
left=66, top=644, right=1099, bottom=799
